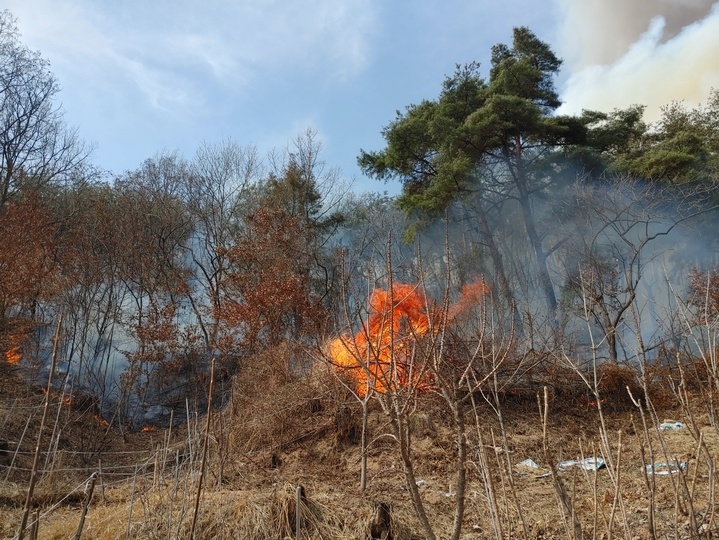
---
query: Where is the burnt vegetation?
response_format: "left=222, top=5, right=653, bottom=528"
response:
left=4, top=12, right=719, bottom=539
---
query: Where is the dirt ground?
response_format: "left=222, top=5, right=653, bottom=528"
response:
left=2, top=357, right=719, bottom=539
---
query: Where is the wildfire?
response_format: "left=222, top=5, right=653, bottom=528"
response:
left=94, top=414, right=110, bottom=427
left=4, top=334, right=23, bottom=365
left=578, top=396, right=607, bottom=409
left=449, top=280, right=491, bottom=319
left=5, top=346, right=21, bottom=365
left=39, top=387, right=73, bottom=407
left=140, top=425, right=156, bottom=433
left=328, top=280, right=488, bottom=397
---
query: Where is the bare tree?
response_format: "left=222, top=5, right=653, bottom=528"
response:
left=182, top=139, right=262, bottom=350
left=326, top=231, right=505, bottom=540
left=560, top=176, right=713, bottom=364
left=0, top=10, right=92, bottom=207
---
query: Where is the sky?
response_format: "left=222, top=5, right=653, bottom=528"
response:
left=4, top=1, right=719, bottom=195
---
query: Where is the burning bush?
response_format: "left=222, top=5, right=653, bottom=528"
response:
left=1, top=317, right=36, bottom=367
left=328, top=283, right=434, bottom=397
left=328, top=280, right=489, bottom=397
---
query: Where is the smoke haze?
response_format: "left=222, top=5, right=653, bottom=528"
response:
left=556, top=0, right=719, bottom=121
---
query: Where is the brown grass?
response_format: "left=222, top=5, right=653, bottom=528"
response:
left=4, top=347, right=719, bottom=539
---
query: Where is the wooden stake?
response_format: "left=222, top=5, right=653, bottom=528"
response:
left=190, top=358, right=215, bottom=539
left=17, top=315, right=62, bottom=540
left=97, top=459, right=105, bottom=503
left=153, top=444, right=160, bottom=490
left=74, top=472, right=97, bottom=540
left=296, top=485, right=303, bottom=540
left=28, top=509, right=39, bottom=540
left=126, top=464, right=138, bottom=539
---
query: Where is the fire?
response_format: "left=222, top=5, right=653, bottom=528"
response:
left=329, top=280, right=488, bottom=397
left=449, top=280, right=491, bottom=319
left=39, top=387, right=73, bottom=407
left=94, top=414, right=110, bottom=427
left=4, top=334, right=23, bottom=365
left=329, top=283, right=433, bottom=397
left=578, top=396, right=607, bottom=409
left=140, top=426, right=156, bottom=433
left=5, top=346, right=21, bottom=365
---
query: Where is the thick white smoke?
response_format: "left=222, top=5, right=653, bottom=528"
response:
left=556, top=0, right=719, bottom=121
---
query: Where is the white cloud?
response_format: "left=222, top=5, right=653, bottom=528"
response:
left=4, top=0, right=378, bottom=112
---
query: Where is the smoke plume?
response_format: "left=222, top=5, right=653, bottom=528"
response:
left=556, top=0, right=719, bottom=121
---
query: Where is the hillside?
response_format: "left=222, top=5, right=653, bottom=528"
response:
left=2, top=355, right=719, bottom=540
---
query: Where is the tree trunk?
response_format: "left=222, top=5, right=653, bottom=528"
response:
left=509, top=148, right=557, bottom=317
left=360, top=398, right=368, bottom=494
left=396, top=414, right=437, bottom=540
left=449, top=404, right=467, bottom=540
left=474, top=204, right=523, bottom=328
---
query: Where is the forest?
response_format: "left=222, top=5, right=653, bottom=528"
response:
left=4, top=9, right=719, bottom=539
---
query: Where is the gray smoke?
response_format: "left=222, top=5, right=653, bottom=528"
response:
left=555, top=0, right=719, bottom=121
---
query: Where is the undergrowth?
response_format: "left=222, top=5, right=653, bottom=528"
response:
left=2, top=345, right=719, bottom=539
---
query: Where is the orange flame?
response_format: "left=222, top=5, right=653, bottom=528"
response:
left=329, top=280, right=488, bottom=397
left=329, top=283, right=433, bottom=397
left=449, top=280, right=490, bottom=319
left=5, top=346, right=22, bottom=365
left=5, top=334, right=23, bottom=365
left=140, top=426, right=156, bottom=433
left=38, top=387, right=73, bottom=407
left=94, top=414, right=110, bottom=427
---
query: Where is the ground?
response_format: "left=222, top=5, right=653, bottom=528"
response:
left=1, top=358, right=718, bottom=539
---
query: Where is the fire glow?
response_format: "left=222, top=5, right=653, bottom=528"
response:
left=39, top=387, right=73, bottom=407
left=5, top=346, right=21, bottom=365
left=4, top=334, right=23, bottom=365
left=328, top=281, right=488, bottom=397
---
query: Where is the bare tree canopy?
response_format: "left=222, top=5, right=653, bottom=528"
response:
left=0, top=10, right=92, bottom=207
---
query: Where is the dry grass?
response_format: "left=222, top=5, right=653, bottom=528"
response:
left=4, top=348, right=719, bottom=539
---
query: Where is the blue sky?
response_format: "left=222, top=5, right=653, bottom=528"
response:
left=5, top=1, right=719, bottom=195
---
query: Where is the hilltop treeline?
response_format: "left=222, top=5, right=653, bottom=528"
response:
left=2, top=12, right=719, bottom=430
